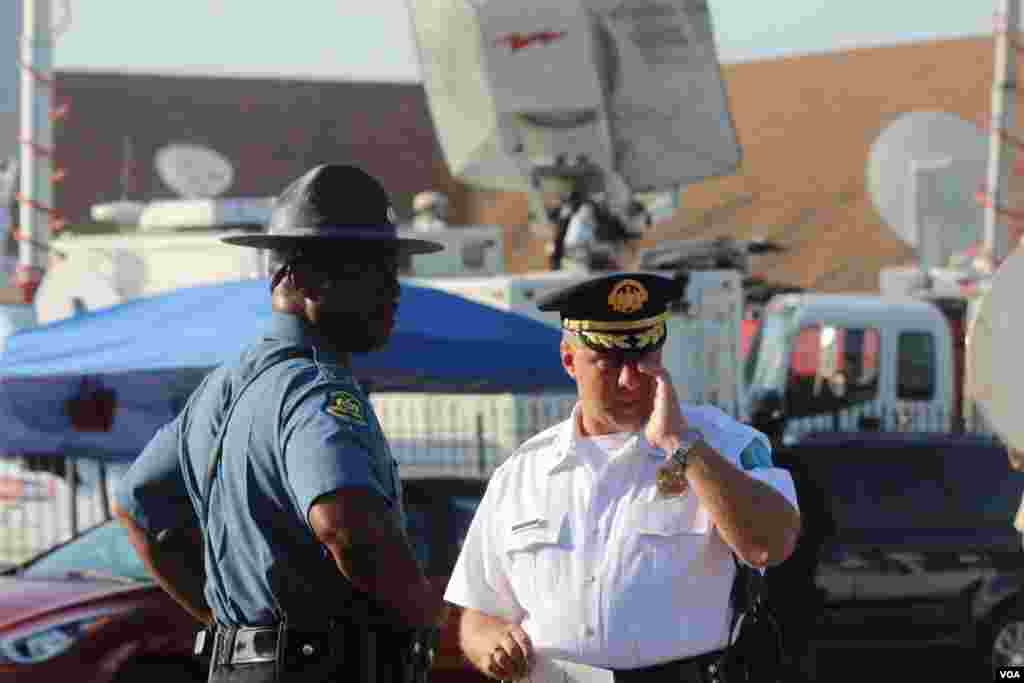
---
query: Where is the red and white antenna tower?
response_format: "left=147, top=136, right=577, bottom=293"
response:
left=14, top=0, right=71, bottom=305
left=979, top=0, right=1021, bottom=270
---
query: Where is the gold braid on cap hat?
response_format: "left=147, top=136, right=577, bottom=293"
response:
left=571, top=320, right=668, bottom=351
left=562, top=312, right=669, bottom=332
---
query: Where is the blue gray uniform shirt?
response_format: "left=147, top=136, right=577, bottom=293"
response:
left=115, top=312, right=403, bottom=627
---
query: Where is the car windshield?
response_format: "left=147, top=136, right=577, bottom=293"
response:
left=18, top=521, right=151, bottom=582
left=16, top=487, right=485, bottom=583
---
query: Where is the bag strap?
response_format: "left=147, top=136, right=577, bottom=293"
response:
left=200, top=351, right=310, bottom=521
left=720, top=556, right=789, bottom=681
left=195, top=350, right=311, bottom=626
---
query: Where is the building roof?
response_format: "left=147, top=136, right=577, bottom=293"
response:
left=52, top=70, right=467, bottom=225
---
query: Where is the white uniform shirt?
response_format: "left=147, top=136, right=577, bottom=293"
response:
left=444, top=403, right=798, bottom=671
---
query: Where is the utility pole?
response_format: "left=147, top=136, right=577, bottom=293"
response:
left=984, top=0, right=1020, bottom=268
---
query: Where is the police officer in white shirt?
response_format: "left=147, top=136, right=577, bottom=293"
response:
left=444, top=273, right=801, bottom=682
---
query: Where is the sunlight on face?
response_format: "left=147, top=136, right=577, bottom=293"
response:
left=561, top=334, right=661, bottom=435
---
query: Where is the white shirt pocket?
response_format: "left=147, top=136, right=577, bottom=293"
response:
left=627, top=496, right=710, bottom=577
left=634, top=495, right=708, bottom=536
left=504, top=511, right=568, bottom=604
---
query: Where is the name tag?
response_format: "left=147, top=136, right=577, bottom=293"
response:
left=510, top=518, right=547, bottom=534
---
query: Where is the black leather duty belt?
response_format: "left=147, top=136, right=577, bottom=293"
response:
left=611, top=649, right=725, bottom=683
left=196, top=626, right=333, bottom=666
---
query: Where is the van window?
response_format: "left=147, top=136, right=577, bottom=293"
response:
left=897, top=332, right=935, bottom=401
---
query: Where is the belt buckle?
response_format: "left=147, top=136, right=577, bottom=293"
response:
left=193, top=629, right=211, bottom=657
left=231, top=628, right=278, bottom=665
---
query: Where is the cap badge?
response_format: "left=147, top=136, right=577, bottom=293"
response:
left=386, top=206, right=397, bottom=223
left=608, top=279, right=648, bottom=314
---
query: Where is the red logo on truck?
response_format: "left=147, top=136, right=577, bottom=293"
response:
left=493, top=31, right=567, bottom=52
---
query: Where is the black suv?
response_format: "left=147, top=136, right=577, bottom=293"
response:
left=767, top=432, right=1024, bottom=679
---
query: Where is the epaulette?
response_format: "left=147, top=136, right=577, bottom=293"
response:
left=505, top=424, right=562, bottom=463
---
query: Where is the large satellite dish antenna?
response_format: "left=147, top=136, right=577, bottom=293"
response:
left=966, top=245, right=1024, bottom=451
left=407, top=0, right=741, bottom=217
left=34, top=250, right=146, bottom=324
left=866, top=111, right=987, bottom=267
left=154, top=144, right=235, bottom=199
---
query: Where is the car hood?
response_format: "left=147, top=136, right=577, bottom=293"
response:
left=0, top=576, right=148, bottom=631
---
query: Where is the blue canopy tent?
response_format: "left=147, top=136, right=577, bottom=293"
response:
left=0, top=278, right=574, bottom=463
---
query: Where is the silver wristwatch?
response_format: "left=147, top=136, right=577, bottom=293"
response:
left=669, top=430, right=704, bottom=471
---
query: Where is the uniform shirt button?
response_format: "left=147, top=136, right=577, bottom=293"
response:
left=585, top=575, right=596, bottom=584
left=584, top=626, right=595, bottom=637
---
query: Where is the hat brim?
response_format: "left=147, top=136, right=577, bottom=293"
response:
left=220, top=233, right=444, bottom=255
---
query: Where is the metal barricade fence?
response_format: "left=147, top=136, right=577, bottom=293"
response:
left=0, top=394, right=579, bottom=564
left=0, top=396, right=1004, bottom=566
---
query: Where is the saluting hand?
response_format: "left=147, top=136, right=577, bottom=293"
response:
left=636, top=359, right=688, bottom=453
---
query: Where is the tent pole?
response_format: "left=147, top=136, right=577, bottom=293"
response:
left=98, top=462, right=111, bottom=522
left=65, top=456, right=77, bottom=537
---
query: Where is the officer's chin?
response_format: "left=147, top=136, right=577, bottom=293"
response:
left=343, top=328, right=393, bottom=354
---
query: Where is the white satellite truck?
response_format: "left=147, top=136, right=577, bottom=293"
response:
left=29, top=135, right=506, bottom=327
left=371, top=0, right=754, bottom=474
left=742, top=111, right=1008, bottom=442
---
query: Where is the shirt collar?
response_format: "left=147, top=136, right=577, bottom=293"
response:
left=545, top=404, right=661, bottom=475
left=264, top=311, right=350, bottom=368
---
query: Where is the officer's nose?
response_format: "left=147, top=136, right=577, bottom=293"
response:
left=618, top=360, right=644, bottom=391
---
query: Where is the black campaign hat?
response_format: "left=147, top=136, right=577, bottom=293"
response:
left=221, top=164, right=443, bottom=256
left=536, top=272, right=684, bottom=353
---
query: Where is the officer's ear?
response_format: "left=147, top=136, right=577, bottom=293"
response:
left=560, top=334, right=579, bottom=380
left=286, top=262, right=326, bottom=301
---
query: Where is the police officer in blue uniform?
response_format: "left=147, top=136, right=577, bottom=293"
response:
left=112, top=164, right=447, bottom=682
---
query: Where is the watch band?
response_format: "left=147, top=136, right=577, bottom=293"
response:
left=669, top=430, right=704, bottom=470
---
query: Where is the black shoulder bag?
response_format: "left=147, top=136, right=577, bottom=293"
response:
left=713, top=559, right=790, bottom=683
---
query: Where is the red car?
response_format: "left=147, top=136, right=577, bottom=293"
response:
left=0, top=520, right=204, bottom=682
left=0, top=476, right=488, bottom=683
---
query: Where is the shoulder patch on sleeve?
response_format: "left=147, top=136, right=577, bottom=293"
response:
left=739, top=439, right=774, bottom=470
left=323, top=390, right=368, bottom=425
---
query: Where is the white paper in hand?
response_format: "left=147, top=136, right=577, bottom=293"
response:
left=526, top=655, right=614, bottom=683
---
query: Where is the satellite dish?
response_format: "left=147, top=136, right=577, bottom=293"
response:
left=866, top=111, right=987, bottom=257
left=408, top=0, right=741, bottom=204
left=90, top=200, right=147, bottom=226
left=34, top=250, right=146, bottom=324
left=154, top=144, right=235, bottom=198
left=966, top=245, right=1024, bottom=451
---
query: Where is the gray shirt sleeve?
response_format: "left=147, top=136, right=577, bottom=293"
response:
left=282, top=385, right=395, bottom=523
left=114, top=415, right=195, bottom=534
